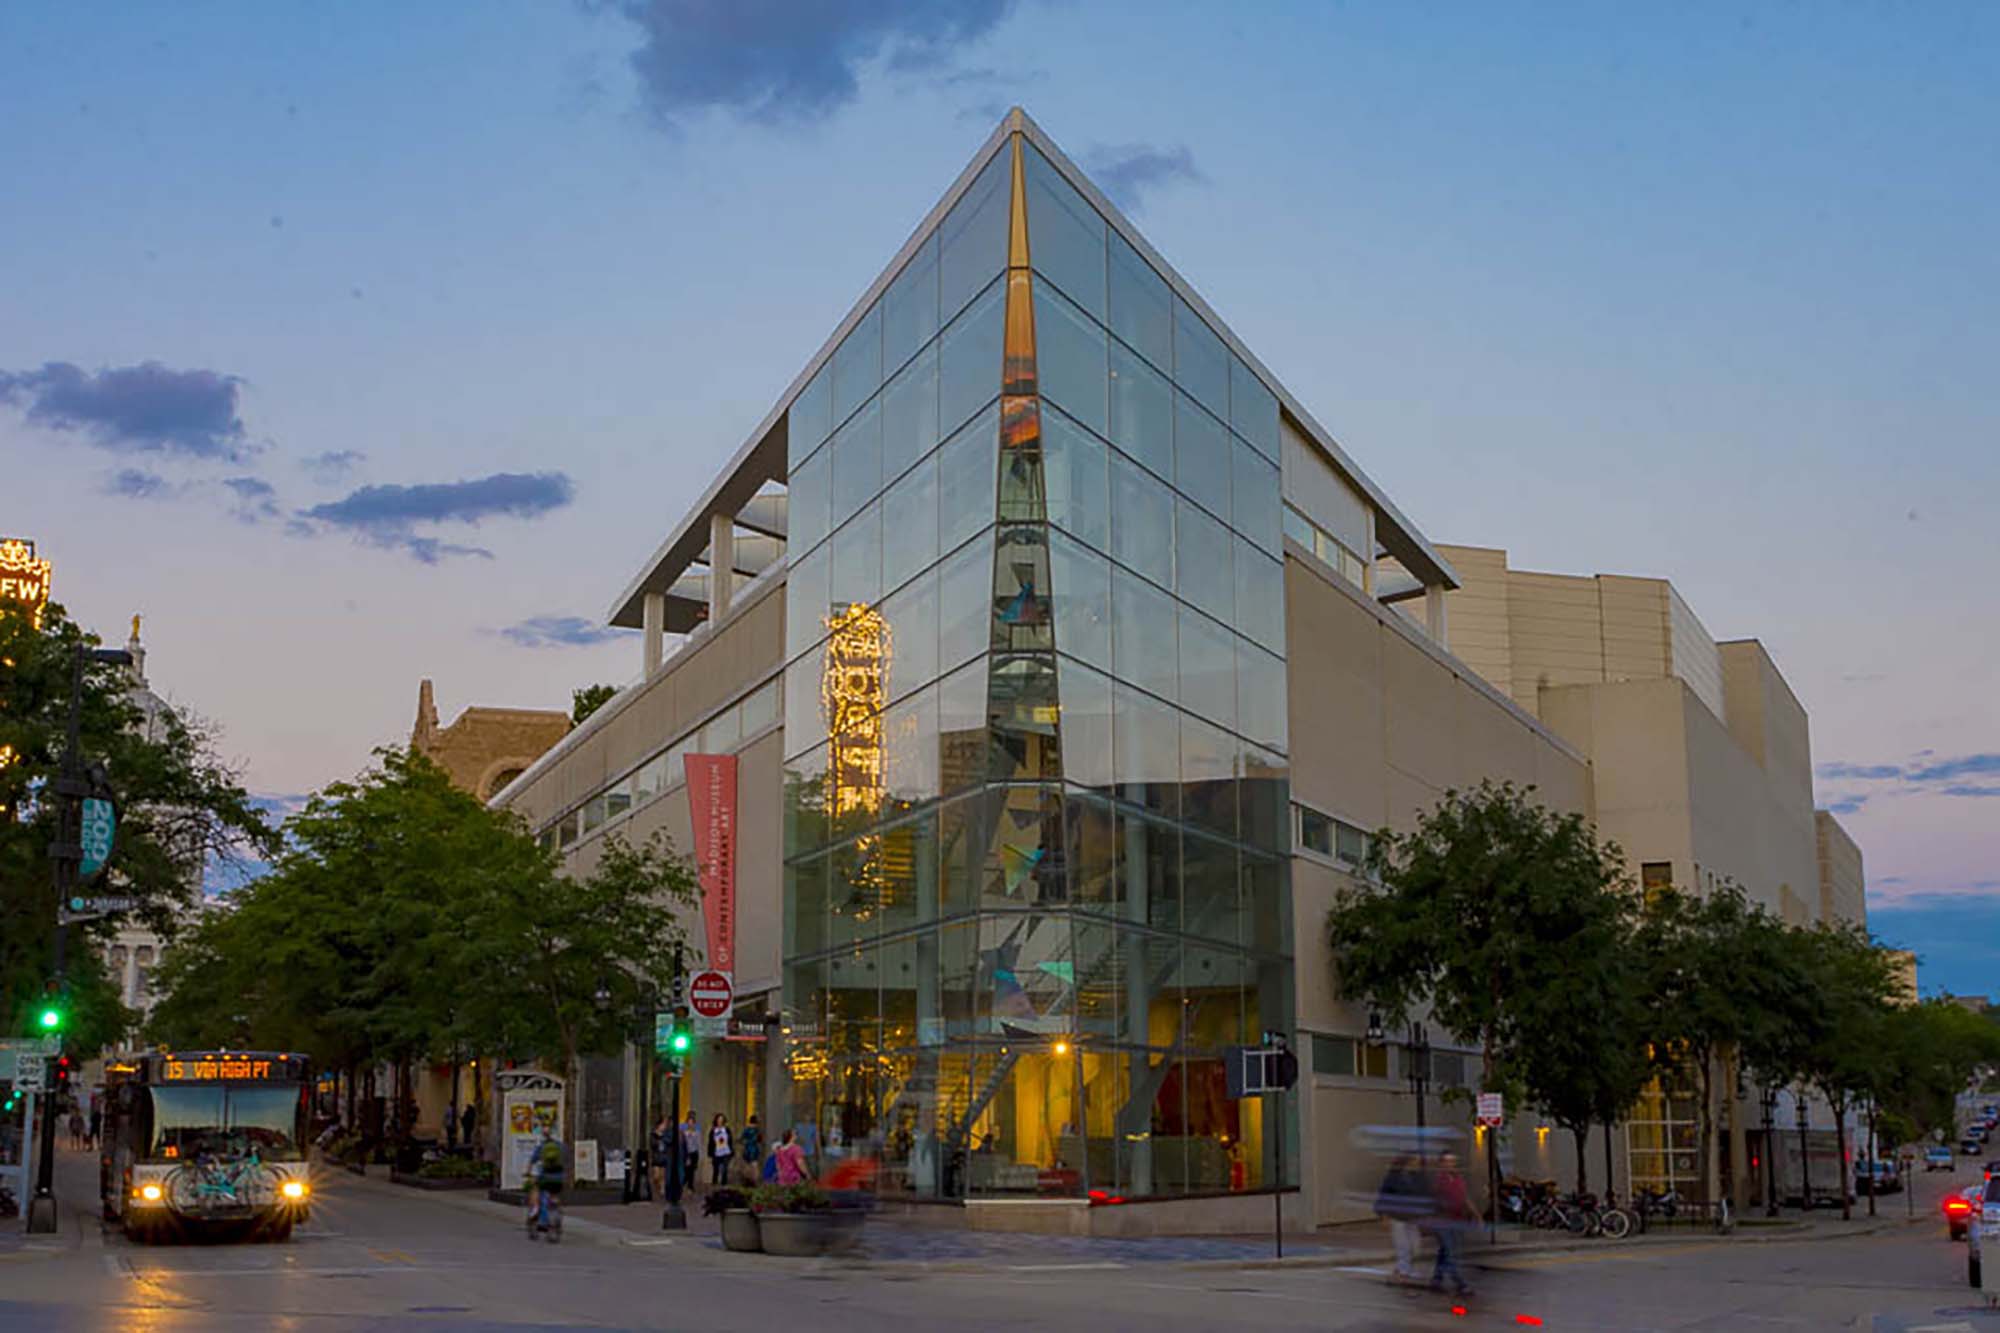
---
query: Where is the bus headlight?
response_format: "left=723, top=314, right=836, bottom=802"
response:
left=281, top=1180, right=307, bottom=1200
left=139, top=1184, right=163, bottom=1202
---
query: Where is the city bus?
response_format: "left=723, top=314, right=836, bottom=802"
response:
left=100, top=1051, right=313, bottom=1243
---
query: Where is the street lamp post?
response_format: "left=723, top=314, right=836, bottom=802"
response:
left=1761, top=1087, right=1779, bottom=1218
left=1795, top=1096, right=1813, bottom=1212
left=1407, top=1023, right=1432, bottom=1166
left=26, top=643, right=132, bottom=1236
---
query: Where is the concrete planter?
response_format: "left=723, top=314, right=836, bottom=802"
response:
left=720, top=1209, right=762, bottom=1252
left=756, top=1210, right=864, bottom=1257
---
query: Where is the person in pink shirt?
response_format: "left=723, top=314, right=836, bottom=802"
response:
left=774, top=1129, right=810, bottom=1185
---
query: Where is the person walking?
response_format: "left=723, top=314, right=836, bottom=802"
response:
left=460, top=1102, right=477, bottom=1151
left=774, top=1129, right=810, bottom=1185
left=680, top=1110, right=702, bottom=1194
left=650, top=1113, right=675, bottom=1200
left=739, top=1114, right=764, bottom=1186
left=1374, top=1153, right=1428, bottom=1284
left=708, top=1114, right=733, bottom=1187
left=87, top=1102, right=102, bottom=1152
left=1427, top=1150, right=1475, bottom=1298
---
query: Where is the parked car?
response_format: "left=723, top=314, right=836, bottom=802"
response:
left=1855, top=1158, right=1903, bottom=1194
left=1963, top=1138, right=1983, bottom=1155
left=1928, top=1146, right=1958, bottom=1171
left=1969, top=1174, right=2000, bottom=1290
left=1946, top=1184, right=1980, bottom=1240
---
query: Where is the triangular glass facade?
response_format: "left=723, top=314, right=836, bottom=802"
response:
left=781, top=125, right=1293, bottom=1200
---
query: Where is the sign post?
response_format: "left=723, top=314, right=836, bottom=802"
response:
left=1477, top=1092, right=1505, bottom=1243
left=689, top=969, right=734, bottom=1038
left=1225, top=1034, right=1299, bottom=1258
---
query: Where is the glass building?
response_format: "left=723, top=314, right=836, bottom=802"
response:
left=779, top=132, right=1294, bottom=1200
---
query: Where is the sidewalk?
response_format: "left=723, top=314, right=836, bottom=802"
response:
left=341, top=1166, right=1915, bottom=1274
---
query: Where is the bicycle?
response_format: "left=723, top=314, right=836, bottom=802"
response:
left=166, top=1149, right=276, bottom=1216
left=525, top=1186, right=563, bottom=1243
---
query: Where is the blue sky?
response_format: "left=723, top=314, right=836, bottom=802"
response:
left=3, top=3, right=1994, bottom=993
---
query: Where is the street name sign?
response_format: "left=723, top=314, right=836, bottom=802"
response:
left=688, top=970, right=733, bottom=1019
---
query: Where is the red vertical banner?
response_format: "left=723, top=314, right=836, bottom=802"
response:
left=684, top=753, right=738, bottom=974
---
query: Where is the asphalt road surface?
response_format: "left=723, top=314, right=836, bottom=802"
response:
left=3, top=1146, right=1996, bottom=1331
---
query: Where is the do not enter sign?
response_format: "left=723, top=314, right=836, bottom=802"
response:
left=688, top=970, right=734, bottom=1018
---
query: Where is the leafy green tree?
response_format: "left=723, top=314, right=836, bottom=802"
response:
left=1, top=603, right=274, bottom=1053
left=1791, top=921, right=1897, bottom=1220
left=1328, top=781, right=1634, bottom=1162
left=571, top=684, right=616, bottom=725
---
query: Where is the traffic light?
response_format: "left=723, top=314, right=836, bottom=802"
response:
left=37, top=1004, right=63, bottom=1032
left=668, top=1025, right=692, bottom=1055
left=52, top=1055, right=72, bottom=1092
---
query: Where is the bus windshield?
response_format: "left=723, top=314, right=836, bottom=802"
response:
left=149, top=1085, right=301, bottom=1161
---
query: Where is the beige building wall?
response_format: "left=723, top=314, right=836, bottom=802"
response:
left=411, top=681, right=571, bottom=801
left=1815, top=811, right=1867, bottom=928
left=1283, top=550, right=1598, bottom=1225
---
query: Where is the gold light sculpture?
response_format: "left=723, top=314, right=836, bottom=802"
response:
left=821, top=602, right=891, bottom=819
left=0, top=538, right=52, bottom=630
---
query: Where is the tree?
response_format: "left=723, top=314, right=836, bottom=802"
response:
left=1, top=602, right=275, bottom=1054
left=1792, top=921, right=1897, bottom=1220
left=571, top=684, right=616, bottom=725
left=1328, top=781, right=1634, bottom=1177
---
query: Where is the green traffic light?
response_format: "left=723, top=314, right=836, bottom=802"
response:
left=37, top=1007, right=62, bottom=1031
left=670, top=1029, right=691, bottom=1053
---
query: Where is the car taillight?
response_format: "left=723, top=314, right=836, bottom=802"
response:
left=1946, top=1200, right=1972, bottom=1216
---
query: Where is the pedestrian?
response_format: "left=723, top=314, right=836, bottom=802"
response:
left=67, top=1108, right=84, bottom=1150
left=460, top=1102, right=477, bottom=1149
left=650, top=1113, right=675, bottom=1199
left=87, top=1103, right=101, bottom=1152
left=1374, top=1153, right=1428, bottom=1283
left=709, top=1113, right=733, bottom=1186
left=739, top=1114, right=763, bottom=1186
left=680, top=1109, right=701, bottom=1193
left=1427, top=1150, right=1475, bottom=1298
left=774, top=1129, right=810, bottom=1185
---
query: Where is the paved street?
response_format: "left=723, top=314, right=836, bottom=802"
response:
left=2, top=1146, right=1996, bottom=1331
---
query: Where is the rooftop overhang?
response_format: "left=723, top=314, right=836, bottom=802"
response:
left=607, top=107, right=1456, bottom=629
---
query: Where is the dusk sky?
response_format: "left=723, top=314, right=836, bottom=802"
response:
left=4, top=4, right=1994, bottom=993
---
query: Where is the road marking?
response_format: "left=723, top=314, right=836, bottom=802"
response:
left=1907, top=1325, right=1978, bottom=1332
left=1005, top=1261, right=1127, bottom=1272
left=368, top=1247, right=417, bottom=1265
left=1333, top=1265, right=1389, bottom=1275
left=623, top=1237, right=678, bottom=1246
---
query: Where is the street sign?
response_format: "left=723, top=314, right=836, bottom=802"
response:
left=66, top=895, right=136, bottom=914
left=15, top=1054, right=46, bottom=1093
left=688, top=969, right=733, bottom=1019
left=79, top=797, right=116, bottom=879
left=1476, top=1092, right=1505, bottom=1127
left=1224, top=1044, right=1299, bottom=1098
left=692, top=1014, right=728, bottom=1038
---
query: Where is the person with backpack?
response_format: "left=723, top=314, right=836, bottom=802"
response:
left=739, top=1114, right=764, bottom=1185
left=1426, top=1151, right=1475, bottom=1298
left=708, top=1114, right=733, bottom=1186
left=1374, top=1153, right=1428, bottom=1283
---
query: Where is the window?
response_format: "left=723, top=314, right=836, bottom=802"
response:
left=1109, top=451, right=1174, bottom=591
left=1176, top=602, right=1235, bottom=731
left=1024, top=144, right=1106, bottom=319
left=559, top=812, right=579, bottom=847
left=1107, top=231, right=1171, bottom=371
left=1359, top=1040, right=1390, bottom=1079
left=1283, top=503, right=1368, bottom=591
left=1112, top=566, right=1178, bottom=705
left=787, top=444, right=831, bottom=557
left=939, top=276, right=1004, bottom=437
left=1229, top=354, right=1279, bottom=462
left=879, top=452, right=938, bottom=595
left=1032, top=282, right=1106, bottom=436
left=581, top=795, right=606, bottom=833
left=880, top=343, right=939, bottom=485
left=1172, top=296, right=1229, bottom=419
left=1298, top=807, right=1332, bottom=856
left=830, top=398, right=882, bottom=529
left=882, top=232, right=939, bottom=374
left=1172, top=391, right=1231, bottom=521
left=1175, top=499, right=1233, bottom=627
left=831, top=302, right=882, bottom=427
left=1311, top=1034, right=1354, bottom=1077
left=741, top=679, right=779, bottom=735
left=938, top=403, right=999, bottom=554
left=789, top=361, right=832, bottom=470
left=829, top=501, right=882, bottom=611
left=1107, top=339, right=1172, bottom=481
left=1431, top=1051, right=1468, bottom=1089
left=1041, top=404, right=1109, bottom=552
left=1048, top=530, right=1111, bottom=671
left=939, top=148, right=1010, bottom=324
left=1334, top=819, right=1370, bottom=868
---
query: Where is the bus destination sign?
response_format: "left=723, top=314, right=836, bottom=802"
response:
left=161, top=1056, right=281, bottom=1081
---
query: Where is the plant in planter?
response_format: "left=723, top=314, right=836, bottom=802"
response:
left=412, top=1156, right=494, bottom=1184
left=748, top=1183, right=861, bottom=1256
left=705, top=1187, right=761, bottom=1252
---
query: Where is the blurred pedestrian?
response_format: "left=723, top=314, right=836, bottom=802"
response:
left=1427, top=1151, right=1475, bottom=1297
left=739, top=1114, right=763, bottom=1185
left=87, top=1103, right=102, bottom=1152
left=650, top=1113, right=674, bottom=1199
left=774, top=1129, right=810, bottom=1185
left=709, top=1114, right=733, bottom=1186
left=680, top=1110, right=701, bottom=1193
left=1374, top=1153, right=1428, bottom=1283
left=460, top=1102, right=476, bottom=1149
left=66, top=1108, right=84, bottom=1150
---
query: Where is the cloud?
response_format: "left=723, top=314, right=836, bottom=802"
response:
left=611, top=0, right=1016, bottom=127
left=104, top=467, right=174, bottom=499
left=1082, top=143, right=1205, bottom=214
left=1907, top=753, right=2000, bottom=783
left=300, top=449, right=364, bottom=480
left=1815, top=761, right=1903, bottom=780
left=223, top=474, right=281, bottom=523
left=1820, top=794, right=1867, bottom=815
left=497, top=615, right=636, bottom=649
left=1938, top=784, right=2000, bottom=799
left=0, top=360, right=250, bottom=460
left=296, top=471, right=573, bottom=563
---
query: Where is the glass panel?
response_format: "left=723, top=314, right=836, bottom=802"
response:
left=829, top=501, right=882, bottom=611
left=700, top=705, right=742, bottom=753
left=1065, top=793, right=1118, bottom=914
left=938, top=789, right=992, bottom=917
left=937, top=536, right=992, bottom=674
left=741, top=679, right=779, bottom=735
left=1172, top=297, right=1228, bottom=420
left=1040, top=402, right=1108, bottom=553
left=1179, top=720, right=1238, bottom=845
left=581, top=795, right=605, bottom=833
left=1172, top=392, right=1231, bottom=519
left=1281, top=504, right=1315, bottom=552
left=992, top=523, right=1052, bottom=654
left=1234, top=539, right=1285, bottom=656
left=884, top=232, right=940, bottom=375
left=1047, top=529, right=1111, bottom=672
left=1108, top=452, right=1174, bottom=591
left=880, top=452, right=939, bottom=597
left=832, top=302, right=883, bottom=428
left=1057, top=655, right=1114, bottom=793
left=940, top=147, right=1011, bottom=324
left=938, top=403, right=1000, bottom=554
left=784, top=743, right=830, bottom=854
left=606, top=779, right=633, bottom=820
left=1239, top=745, right=1288, bottom=856
left=883, top=685, right=940, bottom=814
left=1183, top=945, right=1247, bottom=1052
left=1231, top=436, right=1281, bottom=554
left=1244, top=852, right=1289, bottom=955
left=787, top=855, right=828, bottom=958
left=790, top=361, right=833, bottom=471
left=558, top=812, right=578, bottom=847
left=988, top=653, right=1060, bottom=784
left=1312, top=1034, right=1355, bottom=1076
left=1229, top=355, right=1279, bottom=462
left=982, top=787, right=1064, bottom=911
left=1176, top=603, right=1236, bottom=732
left=786, top=539, right=830, bottom=659
left=937, top=655, right=988, bottom=795
left=784, top=645, right=827, bottom=757
left=1023, top=144, right=1106, bottom=320
left=1032, top=282, right=1107, bottom=437
left=1107, top=231, right=1170, bottom=372
left=633, top=754, right=667, bottom=802
left=940, top=276, right=1005, bottom=437
left=1236, top=640, right=1288, bottom=753
left=1117, top=812, right=1180, bottom=931
left=1111, top=567, right=1178, bottom=705
left=1108, top=339, right=1173, bottom=481
left=1174, top=499, right=1233, bottom=627
left=1298, top=807, right=1332, bottom=855
left=880, top=568, right=939, bottom=704
left=881, top=342, right=940, bottom=486
left=787, top=443, right=831, bottom=557
left=831, top=398, right=883, bottom=529
left=1114, top=682, right=1181, bottom=820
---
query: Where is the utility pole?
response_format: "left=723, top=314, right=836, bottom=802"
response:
left=662, top=942, right=687, bottom=1231
left=27, top=642, right=131, bottom=1234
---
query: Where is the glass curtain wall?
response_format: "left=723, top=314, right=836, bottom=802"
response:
left=782, top=133, right=1294, bottom=1201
